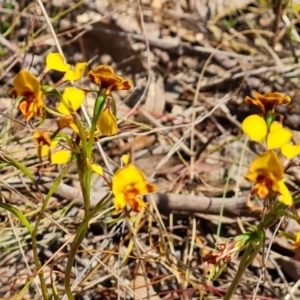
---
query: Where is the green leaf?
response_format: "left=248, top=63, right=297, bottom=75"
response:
left=0, top=203, right=32, bottom=234
left=0, top=150, right=36, bottom=185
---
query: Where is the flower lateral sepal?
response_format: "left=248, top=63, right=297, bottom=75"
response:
left=86, top=159, right=103, bottom=176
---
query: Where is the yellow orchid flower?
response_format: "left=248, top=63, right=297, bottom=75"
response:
left=33, top=131, right=71, bottom=165
left=112, top=161, right=156, bottom=212
left=9, top=70, right=44, bottom=121
left=88, top=65, right=132, bottom=95
left=56, top=87, right=86, bottom=137
left=244, top=151, right=292, bottom=206
left=245, top=91, right=291, bottom=113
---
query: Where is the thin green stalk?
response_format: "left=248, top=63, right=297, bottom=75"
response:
left=65, top=90, right=107, bottom=299
left=64, top=227, right=88, bottom=300
left=87, top=91, right=106, bottom=154
left=84, top=91, right=106, bottom=215
left=223, top=244, right=259, bottom=300
left=31, top=215, right=50, bottom=299
left=72, top=112, right=90, bottom=215
left=64, top=195, right=112, bottom=299
left=224, top=200, right=286, bottom=299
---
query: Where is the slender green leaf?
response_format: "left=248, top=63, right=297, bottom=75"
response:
left=0, top=203, right=32, bottom=234
left=0, top=150, right=36, bottom=184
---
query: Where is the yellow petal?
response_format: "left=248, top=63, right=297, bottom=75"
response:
left=249, top=151, right=283, bottom=180
left=64, top=63, right=87, bottom=81
left=122, top=154, right=130, bottom=165
left=277, top=180, right=292, bottom=206
left=281, top=143, right=300, bottom=159
left=13, top=70, right=41, bottom=95
left=134, top=181, right=157, bottom=195
left=244, top=171, right=259, bottom=183
left=57, top=87, right=85, bottom=115
left=96, top=108, right=118, bottom=136
left=51, top=150, right=71, bottom=164
left=292, top=232, right=300, bottom=248
left=40, top=145, right=49, bottom=157
left=58, top=115, right=74, bottom=129
left=296, top=232, right=300, bottom=243
left=269, top=121, right=282, bottom=131
left=86, top=159, right=104, bottom=176
left=91, top=164, right=103, bottom=176
left=69, top=122, right=79, bottom=134
left=41, top=141, right=59, bottom=157
left=114, top=193, right=127, bottom=212
left=267, top=122, right=292, bottom=149
left=242, top=115, right=267, bottom=141
left=46, top=53, right=70, bottom=72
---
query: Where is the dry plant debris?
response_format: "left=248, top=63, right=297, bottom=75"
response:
left=1, top=0, right=300, bottom=299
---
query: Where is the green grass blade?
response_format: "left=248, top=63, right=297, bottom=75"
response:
left=0, top=203, right=33, bottom=234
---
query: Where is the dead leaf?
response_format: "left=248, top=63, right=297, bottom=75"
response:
left=131, top=265, right=161, bottom=300
left=143, top=72, right=165, bottom=116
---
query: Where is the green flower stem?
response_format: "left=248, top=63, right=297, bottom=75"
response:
left=224, top=201, right=287, bottom=299
left=223, top=243, right=259, bottom=300
left=72, top=113, right=89, bottom=215
left=87, top=90, right=106, bottom=154
left=65, top=90, right=107, bottom=299
left=64, top=227, right=87, bottom=300
left=84, top=90, right=106, bottom=214
left=259, top=202, right=286, bottom=229
left=64, top=195, right=112, bottom=299
left=31, top=223, right=49, bottom=299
